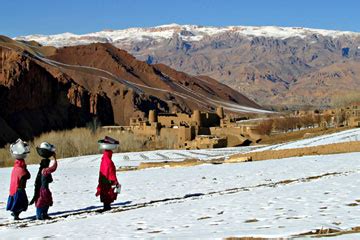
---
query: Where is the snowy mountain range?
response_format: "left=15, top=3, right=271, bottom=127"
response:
left=15, top=24, right=360, bottom=47
left=16, top=24, right=360, bottom=108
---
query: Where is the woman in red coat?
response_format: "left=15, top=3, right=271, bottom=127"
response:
left=7, top=139, right=31, bottom=220
left=96, top=136, right=121, bottom=211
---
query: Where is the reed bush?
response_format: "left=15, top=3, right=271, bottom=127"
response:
left=0, top=127, right=178, bottom=167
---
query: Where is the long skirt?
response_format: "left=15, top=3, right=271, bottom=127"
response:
left=35, top=187, right=53, bottom=209
left=99, top=184, right=117, bottom=204
left=6, top=189, right=28, bottom=213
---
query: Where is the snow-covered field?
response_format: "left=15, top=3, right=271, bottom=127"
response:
left=0, top=128, right=360, bottom=239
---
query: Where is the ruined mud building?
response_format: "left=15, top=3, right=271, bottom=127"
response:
left=293, top=102, right=360, bottom=128
left=344, top=102, right=360, bottom=127
left=119, top=107, right=261, bottom=149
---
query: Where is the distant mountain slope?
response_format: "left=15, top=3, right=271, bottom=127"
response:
left=0, top=36, right=264, bottom=146
left=17, top=24, right=360, bottom=107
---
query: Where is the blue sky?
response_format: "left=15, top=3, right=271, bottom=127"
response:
left=1, top=0, right=360, bottom=37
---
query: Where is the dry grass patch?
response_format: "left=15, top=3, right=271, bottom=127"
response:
left=294, top=225, right=360, bottom=238
left=119, top=158, right=226, bottom=171
left=138, top=159, right=203, bottom=170
left=224, top=156, right=252, bottom=163
left=0, top=144, right=11, bottom=167
left=0, top=127, right=177, bottom=168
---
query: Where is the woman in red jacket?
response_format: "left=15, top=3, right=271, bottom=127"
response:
left=6, top=139, right=31, bottom=220
left=96, top=136, right=121, bottom=211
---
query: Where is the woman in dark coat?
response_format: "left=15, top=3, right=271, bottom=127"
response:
left=30, top=142, right=57, bottom=220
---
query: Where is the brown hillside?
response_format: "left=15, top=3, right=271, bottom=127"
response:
left=0, top=37, right=263, bottom=146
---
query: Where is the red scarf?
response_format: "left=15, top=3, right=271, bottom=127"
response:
left=9, top=159, right=28, bottom=196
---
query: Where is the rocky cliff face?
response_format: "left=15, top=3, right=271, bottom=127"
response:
left=17, top=24, right=360, bottom=108
left=0, top=36, right=263, bottom=146
left=0, top=44, right=113, bottom=146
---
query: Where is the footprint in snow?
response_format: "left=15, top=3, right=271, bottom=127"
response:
left=209, top=222, right=220, bottom=226
left=244, top=218, right=259, bottom=223
left=346, top=202, right=359, bottom=207
left=257, top=226, right=271, bottom=229
left=209, top=219, right=224, bottom=226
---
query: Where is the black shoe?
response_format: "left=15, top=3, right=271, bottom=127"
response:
left=36, top=213, right=45, bottom=220
left=96, top=208, right=110, bottom=213
left=103, top=204, right=112, bottom=212
left=95, top=204, right=112, bottom=213
left=11, top=212, right=20, bottom=220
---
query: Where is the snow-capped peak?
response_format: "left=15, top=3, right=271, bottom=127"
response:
left=154, top=23, right=182, bottom=28
left=14, top=24, right=360, bottom=48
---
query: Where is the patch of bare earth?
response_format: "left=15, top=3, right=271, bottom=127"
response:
left=225, top=226, right=360, bottom=239
left=118, top=158, right=228, bottom=171
left=293, top=226, right=360, bottom=238
left=225, top=237, right=286, bottom=240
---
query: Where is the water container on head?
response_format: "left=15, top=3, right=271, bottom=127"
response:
left=10, top=139, right=30, bottom=160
